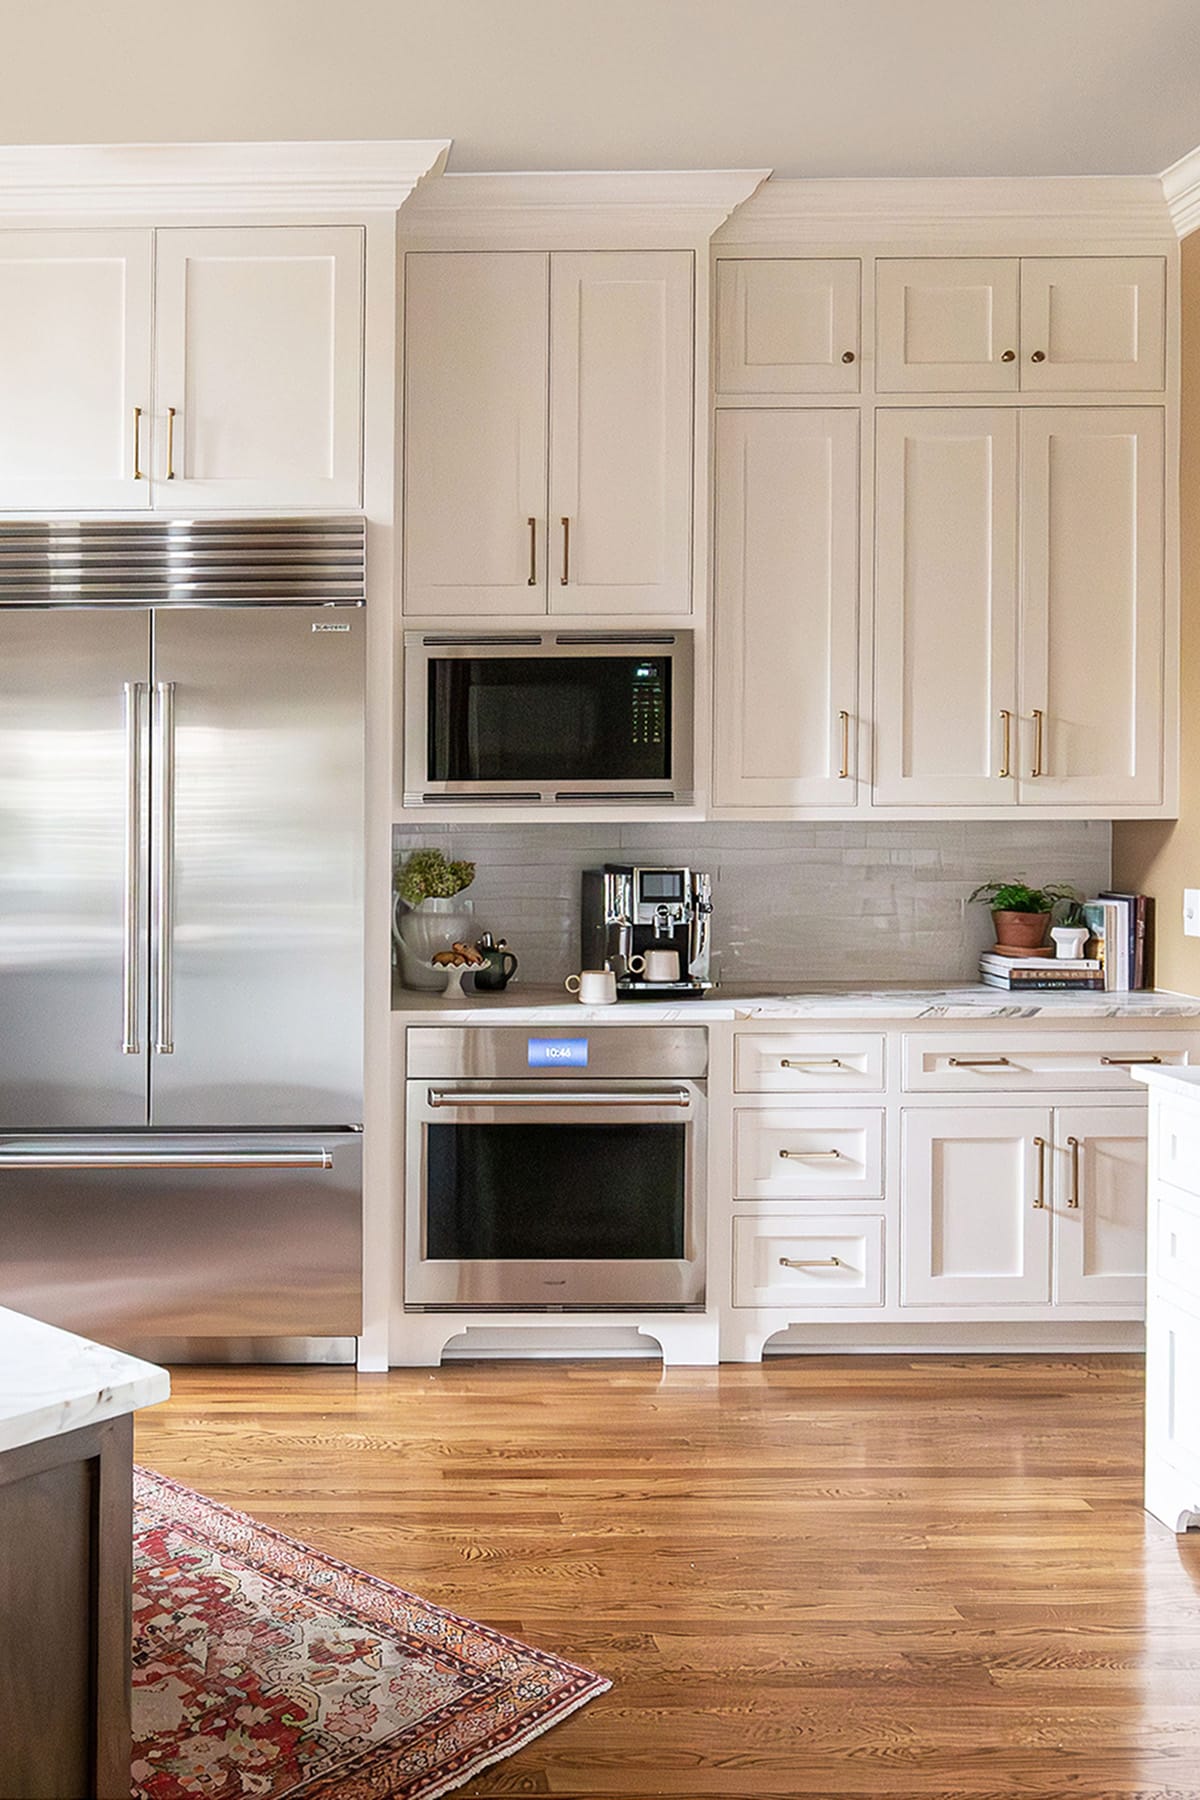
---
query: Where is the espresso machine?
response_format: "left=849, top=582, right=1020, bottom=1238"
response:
left=580, top=865, right=714, bottom=999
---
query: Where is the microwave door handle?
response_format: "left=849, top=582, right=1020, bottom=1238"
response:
left=427, top=1088, right=693, bottom=1109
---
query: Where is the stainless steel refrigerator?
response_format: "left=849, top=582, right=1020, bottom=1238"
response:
left=0, top=518, right=365, bottom=1361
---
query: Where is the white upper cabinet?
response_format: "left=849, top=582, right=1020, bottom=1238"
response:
left=1019, top=408, right=1165, bottom=807
left=873, top=409, right=1019, bottom=806
left=0, top=230, right=153, bottom=510
left=549, top=251, right=693, bottom=615
left=153, top=227, right=364, bottom=510
left=876, top=259, right=1020, bottom=394
left=877, top=256, right=1166, bottom=393
left=1021, top=258, right=1166, bottom=392
left=403, top=248, right=694, bottom=618
left=404, top=253, right=549, bottom=616
left=713, top=409, right=859, bottom=806
left=715, top=259, right=861, bottom=394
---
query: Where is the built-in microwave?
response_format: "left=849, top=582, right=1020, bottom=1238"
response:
left=403, top=631, right=694, bottom=806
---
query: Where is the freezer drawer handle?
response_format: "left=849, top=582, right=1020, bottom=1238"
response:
left=0, top=1150, right=335, bottom=1170
left=426, top=1088, right=692, bottom=1109
left=122, top=680, right=146, bottom=1055
left=153, top=681, right=176, bottom=1055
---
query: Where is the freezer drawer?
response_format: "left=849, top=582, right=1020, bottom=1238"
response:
left=0, top=1132, right=361, bottom=1347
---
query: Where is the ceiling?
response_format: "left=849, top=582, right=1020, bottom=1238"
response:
left=0, top=0, right=1198, bottom=180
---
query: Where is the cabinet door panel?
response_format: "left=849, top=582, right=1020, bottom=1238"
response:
left=404, top=252, right=549, bottom=616
left=902, top=1107, right=1052, bottom=1305
left=1054, top=1107, right=1147, bottom=1306
left=876, top=259, right=1020, bottom=393
left=549, top=250, right=693, bottom=615
left=1019, top=408, right=1164, bottom=806
left=0, top=230, right=152, bottom=510
left=154, top=226, right=363, bottom=510
left=874, top=410, right=1018, bottom=805
left=1021, top=258, right=1166, bottom=392
left=716, top=259, right=860, bottom=394
left=714, top=410, right=859, bottom=806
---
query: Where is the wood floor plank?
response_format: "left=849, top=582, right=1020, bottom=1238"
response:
left=134, top=1355, right=1200, bottom=1799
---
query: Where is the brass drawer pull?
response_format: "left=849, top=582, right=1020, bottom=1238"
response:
left=1033, top=1135, right=1047, bottom=1208
left=527, top=517, right=537, bottom=586
left=1031, top=708, right=1045, bottom=777
left=1100, top=1054, right=1162, bottom=1066
left=560, top=516, right=570, bottom=585
left=779, top=1148, right=842, bottom=1161
left=780, top=1256, right=843, bottom=1269
left=1001, top=349, right=1017, bottom=362
left=1066, top=1135, right=1081, bottom=1208
left=998, top=709, right=1012, bottom=779
left=165, top=404, right=177, bottom=480
left=841, top=351, right=856, bottom=364
left=948, top=1056, right=1012, bottom=1068
left=838, top=709, right=851, bottom=779
left=780, top=1057, right=843, bottom=1069
left=133, top=405, right=145, bottom=480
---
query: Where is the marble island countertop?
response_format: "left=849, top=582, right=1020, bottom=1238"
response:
left=0, top=1306, right=170, bottom=1456
left=392, top=982, right=1200, bottom=1024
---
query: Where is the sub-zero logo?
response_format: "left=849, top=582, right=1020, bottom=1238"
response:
left=312, top=622, right=351, bottom=633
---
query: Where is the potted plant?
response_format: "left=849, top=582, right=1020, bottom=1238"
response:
left=393, top=849, right=477, bottom=988
left=968, top=879, right=1081, bottom=954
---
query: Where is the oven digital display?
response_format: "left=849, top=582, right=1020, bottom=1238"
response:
left=527, top=1037, right=589, bottom=1069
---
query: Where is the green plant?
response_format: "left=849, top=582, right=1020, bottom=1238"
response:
left=967, top=879, right=1081, bottom=915
left=396, top=847, right=476, bottom=906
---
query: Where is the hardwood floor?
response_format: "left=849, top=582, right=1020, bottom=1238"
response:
left=135, top=1355, right=1200, bottom=1799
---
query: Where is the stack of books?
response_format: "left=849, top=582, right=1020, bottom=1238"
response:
left=979, top=953, right=1103, bottom=992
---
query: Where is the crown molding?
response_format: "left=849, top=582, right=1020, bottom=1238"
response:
left=0, top=139, right=452, bottom=218
left=1161, top=143, right=1200, bottom=238
left=715, top=174, right=1175, bottom=248
left=399, top=169, right=771, bottom=247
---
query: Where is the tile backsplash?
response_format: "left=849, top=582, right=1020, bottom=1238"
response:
left=392, top=820, right=1112, bottom=989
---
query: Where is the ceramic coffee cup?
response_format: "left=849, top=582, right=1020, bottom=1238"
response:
left=564, top=968, right=617, bottom=1005
left=629, top=948, right=681, bottom=982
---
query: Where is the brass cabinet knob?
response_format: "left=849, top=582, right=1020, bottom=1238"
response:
left=1031, top=350, right=1047, bottom=363
left=841, top=350, right=856, bottom=363
left=1001, top=349, right=1016, bottom=362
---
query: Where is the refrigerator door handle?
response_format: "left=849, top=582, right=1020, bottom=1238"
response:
left=152, top=680, right=176, bottom=1055
left=121, top=681, right=146, bottom=1055
left=0, top=1149, right=335, bottom=1170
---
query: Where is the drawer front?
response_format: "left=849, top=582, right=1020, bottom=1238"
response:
left=734, top=1214, right=884, bottom=1309
left=1160, top=1102, right=1200, bottom=1202
left=1156, top=1189, right=1200, bottom=1299
left=734, top=1107, right=884, bottom=1199
left=903, top=1032, right=1195, bottom=1093
left=734, top=1032, right=885, bottom=1094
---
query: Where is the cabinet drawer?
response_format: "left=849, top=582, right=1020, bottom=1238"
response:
left=734, top=1108, right=883, bottom=1199
left=903, top=1032, right=1195, bottom=1093
left=1156, top=1189, right=1200, bottom=1299
left=733, top=1214, right=884, bottom=1309
left=1159, top=1102, right=1200, bottom=1201
left=734, top=1033, right=885, bottom=1094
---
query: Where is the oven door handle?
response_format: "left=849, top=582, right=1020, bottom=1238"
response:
left=426, top=1087, right=693, bottom=1109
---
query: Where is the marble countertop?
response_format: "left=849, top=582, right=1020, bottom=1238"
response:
left=0, top=1307, right=170, bottom=1456
left=392, top=983, right=1200, bottom=1024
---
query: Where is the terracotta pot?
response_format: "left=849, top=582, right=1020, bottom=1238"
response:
left=991, top=908, right=1050, bottom=951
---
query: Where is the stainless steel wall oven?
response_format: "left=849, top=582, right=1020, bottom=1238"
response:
left=405, top=1027, right=707, bottom=1310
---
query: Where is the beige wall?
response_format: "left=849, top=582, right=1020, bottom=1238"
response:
left=1112, top=231, right=1200, bottom=990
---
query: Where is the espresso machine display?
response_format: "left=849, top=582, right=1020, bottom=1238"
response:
left=581, top=866, right=714, bottom=999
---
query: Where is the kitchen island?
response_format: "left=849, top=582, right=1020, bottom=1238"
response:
left=0, top=1308, right=169, bottom=1799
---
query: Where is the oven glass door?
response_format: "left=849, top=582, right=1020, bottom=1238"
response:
left=427, top=655, right=671, bottom=784
left=405, top=1082, right=705, bottom=1310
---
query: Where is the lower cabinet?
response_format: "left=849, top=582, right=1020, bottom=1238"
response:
left=733, top=1214, right=884, bottom=1309
left=901, top=1103, right=1146, bottom=1307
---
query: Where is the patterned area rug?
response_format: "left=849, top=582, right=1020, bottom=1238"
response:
left=131, top=1467, right=609, bottom=1800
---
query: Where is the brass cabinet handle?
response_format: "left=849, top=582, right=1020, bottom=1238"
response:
left=999, top=709, right=1012, bottom=779
left=1001, top=349, right=1017, bottom=362
left=779, top=1148, right=842, bottom=1161
left=1031, top=708, right=1045, bottom=777
left=1101, top=1054, right=1162, bottom=1066
left=1033, top=1135, right=1047, bottom=1208
left=1031, top=350, right=1047, bottom=363
left=1066, top=1135, right=1081, bottom=1209
left=841, top=350, right=856, bottom=364
left=560, top=516, right=570, bottom=586
left=165, top=405, right=177, bottom=480
left=949, top=1056, right=1011, bottom=1068
left=838, top=709, right=851, bottom=779
left=133, top=406, right=145, bottom=480
left=780, top=1256, right=843, bottom=1269
left=527, top=517, right=537, bottom=586
left=781, top=1057, right=843, bottom=1069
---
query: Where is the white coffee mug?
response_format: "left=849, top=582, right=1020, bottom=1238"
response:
left=565, top=968, right=617, bottom=1005
left=629, top=948, right=681, bottom=983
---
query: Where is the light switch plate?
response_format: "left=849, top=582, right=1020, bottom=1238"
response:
left=1184, top=890, right=1200, bottom=937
